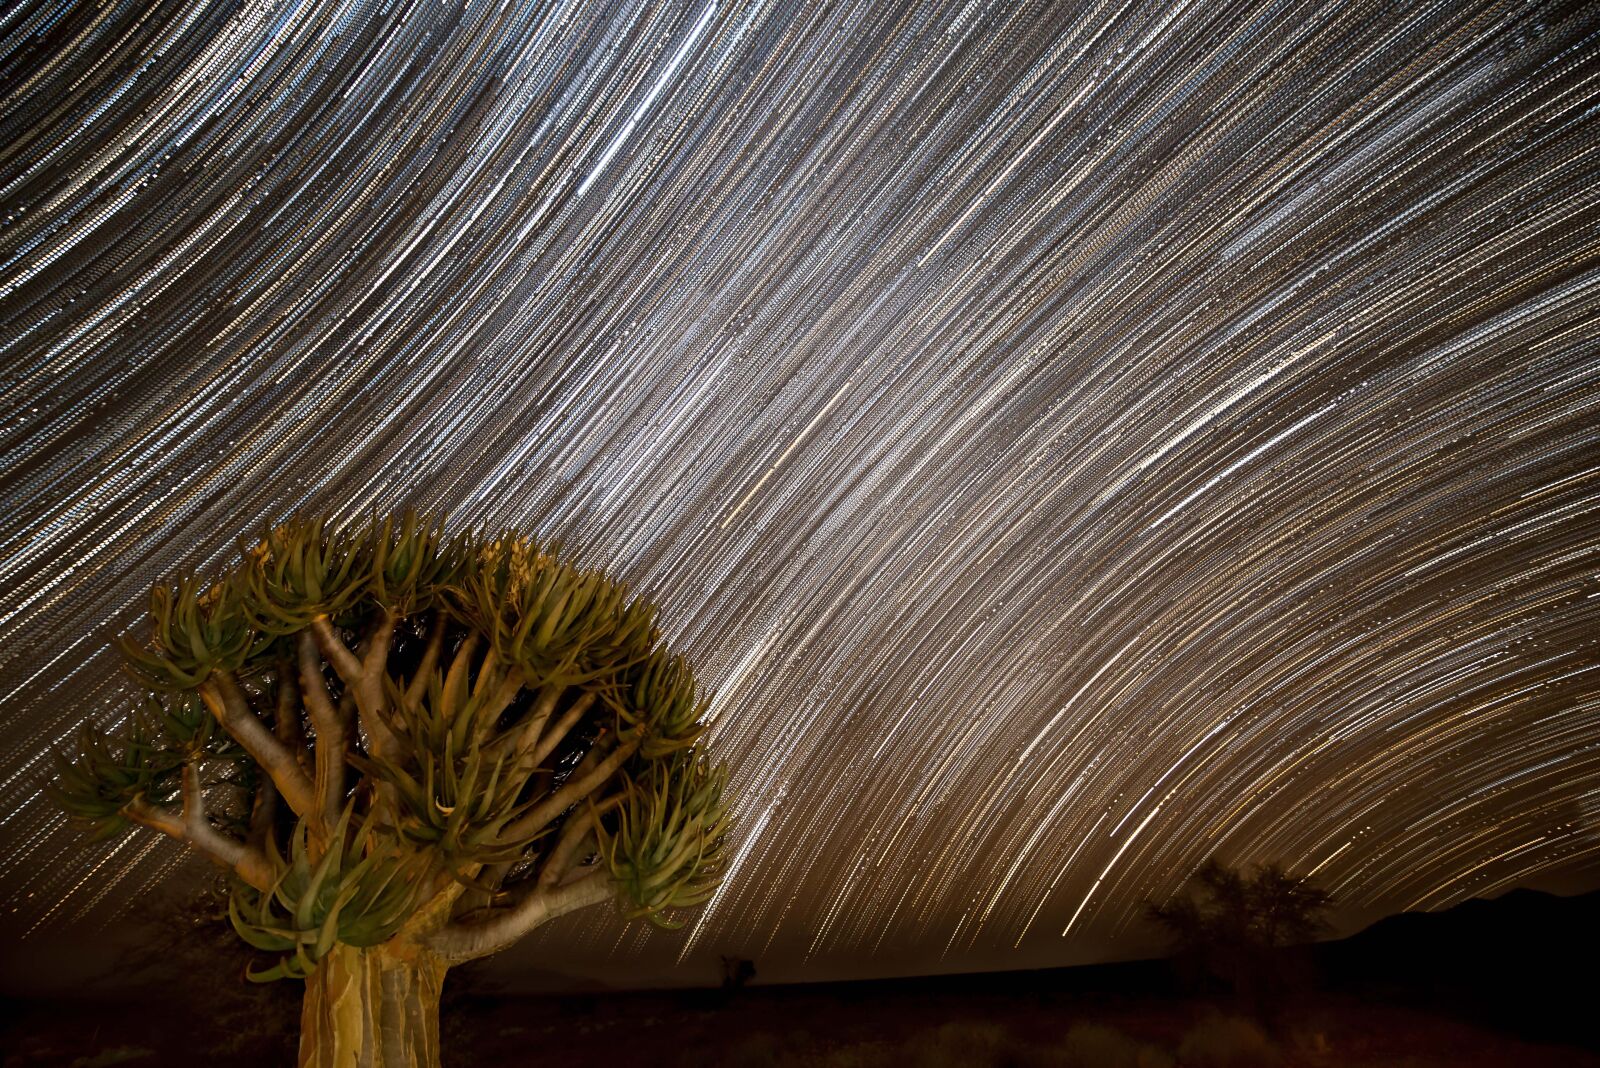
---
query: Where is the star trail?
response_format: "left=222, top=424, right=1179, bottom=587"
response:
left=1, top=0, right=1598, bottom=983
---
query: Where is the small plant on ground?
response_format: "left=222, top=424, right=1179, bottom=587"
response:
left=1176, top=1014, right=1279, bottom=1068
left=721, top=954, right=757, bottom=989
left=909, top=1019, right=1014, bottom=1068
left=1056, top=1023, right=1174, bottom=1068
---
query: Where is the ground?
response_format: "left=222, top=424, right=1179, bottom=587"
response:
left=4, top=975, right=1595, bottom=1067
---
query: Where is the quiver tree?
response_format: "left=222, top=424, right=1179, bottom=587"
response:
left=1146, top=858, right=1332, bottom=1016
left=51, top=511, right=731, bottom=1068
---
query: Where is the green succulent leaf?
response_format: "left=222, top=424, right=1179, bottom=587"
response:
left=598, top=751, right=729, bottom=929
left=363, top=670, right=550, bottom=872
left=622, top=647, right=712, bottom=759
left=363, top=508, right=470, bottom=615
left=444, top=535, right=658, bottom=692
left=120, top=574, right=261, bottom=690
left=235, top=514, right=372, bottom=635
left=227, top=804, right=431, bottom=982
left=49, top=697, right=204, bottom=838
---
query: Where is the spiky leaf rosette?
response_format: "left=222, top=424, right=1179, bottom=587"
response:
left=53, top=693, right=242, bottom=839
left=53, top=509, right=733, bottom=979
left=234, top=514, right=371, bottom=635
left=445, top=535, right=659, bottom=691
left=600, top=752, right=730, bottom=928
left=364, top=510, right=471, bottom=615
left=52, top=714, right=169, bottom=839
left=624, top=647, right=713, bottom=759
left=229, top=806, right=428, bottom=982
left=367, top=668, right=550, bottom=872
left=118, top=573, right=264, bottom=689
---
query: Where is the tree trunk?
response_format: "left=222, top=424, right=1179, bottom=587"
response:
left=298, top=942, right=448, bottom=1068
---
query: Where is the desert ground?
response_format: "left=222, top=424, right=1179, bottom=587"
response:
left=5, top=963, right=1594, bottom=1067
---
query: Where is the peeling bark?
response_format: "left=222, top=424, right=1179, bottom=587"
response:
left=298, top=943, right=447, bottom=1068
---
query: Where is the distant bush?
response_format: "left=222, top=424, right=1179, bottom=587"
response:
left=1054, top=1023, right=1174, bottom=1068
left=1176, top=1014, right=1278, bottom=1067
left=817, top=1041, right=898, bottom=1067
left=908, top=1020, right=1013, bottom=1067
left=722, top=955, right=758, bottom=990
left=724, top=1032, right=786, bottom=1067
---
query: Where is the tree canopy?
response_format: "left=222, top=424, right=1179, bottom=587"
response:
left=1146, top=857, right=1333, bottom=1010
left=52, top=510, right=731, bottom=982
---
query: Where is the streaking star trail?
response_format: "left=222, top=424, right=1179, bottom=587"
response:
left=1, top=0, right=1598, bottom=982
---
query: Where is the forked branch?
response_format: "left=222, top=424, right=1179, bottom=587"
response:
left=537, top=803, right=608, bottom=888
left=519, top=691, right=597, bottom=775
left=402, top=612, right=448, bottom=712
left=198, top=671, right=316, bottom=819
left=124, top=764, right=274, bottom=890
left=311, top=612, right=402, bottom=765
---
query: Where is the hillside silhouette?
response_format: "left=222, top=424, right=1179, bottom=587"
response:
left=1315, top=887, right=1600, bottom=1049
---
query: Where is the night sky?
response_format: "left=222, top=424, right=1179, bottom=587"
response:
left=1, top=0, right=1598, bottom=986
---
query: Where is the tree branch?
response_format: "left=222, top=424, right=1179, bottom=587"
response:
left=180, top=764, right=273, bottom=889
left=520, top=691, right=596, bottom=775
left=298, top=631, right=345, bottom=826
left=247, top=767, right=277, bottom=848
left=403, top=612, right=448, bottom=712
left=123, top=765, right=274, bottom=891
left=479, top=668, right=526, bottom=733
left=537, top=806, right=602, bottom=889
left=471, top=645, right=499, bottom=700
left=441, top=632, right=479, bottom=716
left=427, top=869, right=615, bottom=963
left=124, top=795, right=184, bottom=839
left=505, top=685, right=561, bottom=756
left=199, top=671, right=317, bottom=819
left=273, top=657, right=307, bottom=771
left=502, top=736, right=639, bottom=844
left=309, top=617, right=362, bottom=683
left=359, top=607, right=397, bottom=681
left=313, top=611, right=402, bottom=766
left=248, top=659, right=297, bottom=845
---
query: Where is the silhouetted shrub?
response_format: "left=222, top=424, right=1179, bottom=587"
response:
left=721, top=955, right=758, bottom=990
left=1055, top=1023, right=1174, bottom=1068
left=1176, top=1014, right=1278, bottom=1067
left=908, top=1019, right=1013, bottom=1067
